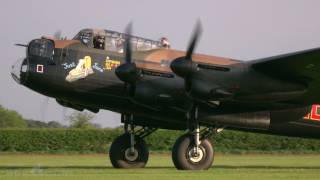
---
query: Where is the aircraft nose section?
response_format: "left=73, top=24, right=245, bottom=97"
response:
left=10, top=58, right=25, bottom=84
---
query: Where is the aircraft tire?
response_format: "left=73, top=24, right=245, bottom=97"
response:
left=172, top=133, right=214, bottom=170
left=109, top=133, right=149, bottom=168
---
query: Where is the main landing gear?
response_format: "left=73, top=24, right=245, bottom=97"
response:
left=109, top=108, right=219, bottom=170
left=172, top=106, right=215, bottom=170
left=109, top=114, right=156, bottom=168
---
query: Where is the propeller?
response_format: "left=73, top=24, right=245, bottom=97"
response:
left=40, top=97, right=69, bottom=126
left=40, top=97, right=50, bottom=123
left=53, top=30, right=62, bottom=40
left=15, top=30, right=65, bottom=49
left=61, top=106, right=68, bottom=123
left=41, top=30, right=65, bottom=40
left=14, top=43, right=28, bottom=47
left=186, top=21, right=202, bottom=60
left=170, top=21, right=202, bottom=93
left=115, top=23, right=141, bottom=96
left=171, top=21, right=233, bottom=102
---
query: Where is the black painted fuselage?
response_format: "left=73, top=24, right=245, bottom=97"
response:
left=12, top=36, right=320, bottom=139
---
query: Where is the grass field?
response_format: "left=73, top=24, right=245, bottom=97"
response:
left=1, top=153, right=320, bottom=180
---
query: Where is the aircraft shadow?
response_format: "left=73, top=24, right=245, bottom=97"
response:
left=214, top=165, right=320, bottom=170
left=0, top=165, right=320, bottom=170
left=0, top=166, right=112, bottom=170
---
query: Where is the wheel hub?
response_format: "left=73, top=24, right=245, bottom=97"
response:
left=188, top=146, right=204, bottom=163
left=124, top=148, right=139, bottom=162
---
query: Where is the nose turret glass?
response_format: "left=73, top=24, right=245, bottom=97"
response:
left=10, top=58, right=24, bottom=84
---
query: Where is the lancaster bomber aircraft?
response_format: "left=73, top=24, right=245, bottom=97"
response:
left=11, top=22, right=320, bottom=170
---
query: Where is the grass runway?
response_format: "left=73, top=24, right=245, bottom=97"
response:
left=0, top=153, right=320, bottom=180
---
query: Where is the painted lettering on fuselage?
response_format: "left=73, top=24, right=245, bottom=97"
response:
left=304, top=104, right=320, bottom=121
left=93, top=63, right=104, bottom=73
left=104, top=58, right=120, bottom=71
left=61, top=62, right=76, bottom=70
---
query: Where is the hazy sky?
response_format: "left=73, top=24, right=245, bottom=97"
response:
left=1, top=0, right=320, bottom=127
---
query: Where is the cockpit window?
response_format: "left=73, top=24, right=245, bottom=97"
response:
left=79, top=30, right=93, bottom=46
left=91, top=29, right=105, bottom=50
left=28, top=39, right=54, bottom=58
left=73, top=29, right=168, bottom=52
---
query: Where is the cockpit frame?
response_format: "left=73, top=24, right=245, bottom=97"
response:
left=73, top=29, right=164, bottom=53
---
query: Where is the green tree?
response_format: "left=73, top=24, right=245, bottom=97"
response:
left=69, top=111, right=96, bottom=129
left=0, top=105, right=27, bottom=128
left=25, top=119, right=64, bottom=128
left=47, top=121, right=64, bottom=128
left=25, top=119, right=48, bottom=128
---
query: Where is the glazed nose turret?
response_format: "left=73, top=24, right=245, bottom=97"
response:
left=11, top=58, right=24, bottom=84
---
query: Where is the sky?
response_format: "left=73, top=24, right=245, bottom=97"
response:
left=1, top=0, right=320, bottom=127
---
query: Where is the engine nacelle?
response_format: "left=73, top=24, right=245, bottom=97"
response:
left=133, top=84, right=158, bottom=105
left=190, top=79, right=233, bottom=100
left=201, top=107, right=309, bottom=130
left=133, top=83, right=185, bottom=108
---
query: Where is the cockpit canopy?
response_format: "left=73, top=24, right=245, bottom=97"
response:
left=73, top=29, right=168, bottom=52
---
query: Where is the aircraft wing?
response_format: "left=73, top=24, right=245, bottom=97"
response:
left=249, top=47, right=320, bottom=83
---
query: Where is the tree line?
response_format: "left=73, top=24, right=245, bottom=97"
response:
left=0, top=105, right=98, bottom=129
left=3, top=104, right=320, bottom=153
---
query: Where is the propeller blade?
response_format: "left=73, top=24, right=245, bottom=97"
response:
left=53, top=30, right=62, bottom=40
left=14, top=43, right=28, bottom=47
left=62, top=107, right=67, bottom=122
left=40, top=97, right=50, bottom=123
left=186, top=20, right=202, bottom=60
left=124, top=22, right=133, bottom=64
left=170, top=21, right=202, bottom=78
left=170, top=20, right=203, bottom=95
left=115, top=22, right=140, bottom=85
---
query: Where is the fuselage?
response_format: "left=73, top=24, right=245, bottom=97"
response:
left=11, top=36, right=320, bottom=138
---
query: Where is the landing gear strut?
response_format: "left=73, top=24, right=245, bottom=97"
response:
left=109, top=110, right=218, bottom=170
left=172, top=106, right=215, bottom=170
left=109, top=114, right=157, bottom=168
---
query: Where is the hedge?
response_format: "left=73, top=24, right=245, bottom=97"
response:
left=1, top=129, right=320, bottom=153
